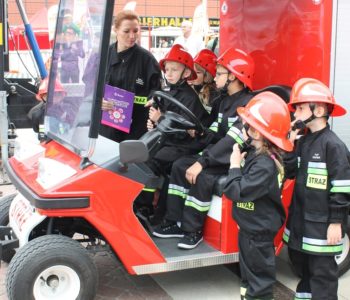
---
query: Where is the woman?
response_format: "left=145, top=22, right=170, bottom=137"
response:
left=100, top=10, right=162, bottom=142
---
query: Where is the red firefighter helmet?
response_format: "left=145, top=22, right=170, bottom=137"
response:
left=216, top=48, right=255, bottom=90
left=289, top=78, right=346, bottom=117
left=193, top=49, right=217, bottom=78
left=159, top=44, right=197, bottom=80
left=237, top=91, right=293, bottom=152
left=36, top=78, right=66, bottom=100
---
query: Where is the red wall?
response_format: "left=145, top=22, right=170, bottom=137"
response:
left=219, top=0, right=333, bottom=89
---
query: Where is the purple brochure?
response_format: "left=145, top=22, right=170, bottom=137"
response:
left=101, top=84, right=135, bottom=133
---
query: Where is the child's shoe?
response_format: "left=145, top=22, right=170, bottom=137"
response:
left=152, top=220, right=184, bottom=238
left=177, top=231, right=203, bottom=249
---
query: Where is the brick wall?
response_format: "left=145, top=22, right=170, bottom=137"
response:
left=8, top=0, right=219, bottom=26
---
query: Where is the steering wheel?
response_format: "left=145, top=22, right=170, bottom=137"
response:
left=152, top=91, right=205, bottom=135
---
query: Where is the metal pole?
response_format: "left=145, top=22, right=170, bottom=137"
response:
left=0, top=0, right=10, bottom=182
left=0, top=0, right=4, bottom=91
left=15, top=0, right=47, bottom=78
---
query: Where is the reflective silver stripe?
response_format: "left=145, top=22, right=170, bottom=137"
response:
left=185, top=195, right=211, bottom=212
left=284, top=227, right=290, bottom=236
left=298, top=157, right=301, bottom=168
left=218, top=113, right=223, bottom=123
left=331, top=180, right=350, bottom=186
left=295, top=292, right=312, bottom=299
left=168, top=184, right=189, bottom=194
left=303, top=237, right=342, bottom=246
left=308, top=162, right=327, bottom=169
left=228, top=116, right=238, bottom=123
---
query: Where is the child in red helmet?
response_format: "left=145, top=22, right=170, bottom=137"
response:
left=28, top=78, right=66, bottom=134
left=145, top=44, right=210, bottom=175
left=223, top=92, right=293, bottom=300
left=152, top=48, right=255, bottom=249
left=189, top=49, right=221, bottom=126
left=284, top=78, right=350, bottom=300
left=135, top=45, right=209, bottom=217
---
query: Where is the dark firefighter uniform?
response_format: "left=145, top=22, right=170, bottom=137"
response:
left=223, top=149, right=285, bottom=300
left=148, top=80, right=210, bottom=176
left=137, top=81, right=210, bottom=210
left=165, top=88, right=253, bottom=232
left=99, top=43, right=162, bottom=142
left=283, top=125, right=350, bottom=300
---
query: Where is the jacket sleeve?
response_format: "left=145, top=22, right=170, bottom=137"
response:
left=197, top=123, right=244, bottom=168
left=223, top=157, right=275, bottom=203
left=145, top=55, right=162, bottom=95
left=327, top=141, right=350, bottom=223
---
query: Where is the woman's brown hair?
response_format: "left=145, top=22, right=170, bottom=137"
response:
left=114, top=10, right=139, bottom=29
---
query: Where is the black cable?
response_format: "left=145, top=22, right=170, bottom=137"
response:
left=7, top=21, right=36, bottom=80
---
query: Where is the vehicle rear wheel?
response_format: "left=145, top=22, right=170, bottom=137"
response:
left=336, top=220, right=350, bottom=277
left=6, top=235, right=98, bottom=300
left=0, top=193, right=17, bottom=262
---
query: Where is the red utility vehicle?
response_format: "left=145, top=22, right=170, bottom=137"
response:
left=1, top=0, right=349, bottom=299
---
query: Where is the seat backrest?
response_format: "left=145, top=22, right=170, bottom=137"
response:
left=252, top=85, right=291, bottom=103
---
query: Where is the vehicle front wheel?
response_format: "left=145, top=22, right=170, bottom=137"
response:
left=6, top=235, right=98, bottom=300
left=0, top=192, right=17, bottom=262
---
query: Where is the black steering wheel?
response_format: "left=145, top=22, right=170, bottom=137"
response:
left=152, top=91, right=205, bottom=135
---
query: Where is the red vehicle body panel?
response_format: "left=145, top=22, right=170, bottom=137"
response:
left=10, top=141, right=166, bottom=275
left=220, top=0, right=333, bottom=89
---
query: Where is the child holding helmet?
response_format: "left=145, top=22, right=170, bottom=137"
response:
left=152, top=48, right=255, bottom=249
left=189, top=49, right=221, bottom=126
left=223, top=92, right=293, bottom=300
left=283, top=78, right=350, bottom=300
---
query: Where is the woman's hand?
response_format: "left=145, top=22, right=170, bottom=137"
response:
left=101, top=99, right=114, bottom=111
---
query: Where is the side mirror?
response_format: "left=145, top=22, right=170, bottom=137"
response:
left=119, top=140, right=149, bottom=164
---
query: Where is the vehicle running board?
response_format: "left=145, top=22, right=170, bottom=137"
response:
left=132, top=250, right=239, bottom=275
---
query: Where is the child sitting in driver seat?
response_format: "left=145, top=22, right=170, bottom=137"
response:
left=135, top=45, right=209, bottom=215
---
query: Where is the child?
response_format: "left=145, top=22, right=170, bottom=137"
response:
left=223, top=91, right=293, bottom=300
left=152, top=48, right=255, bottom=249
left=136, top=45, right=209, bottom=216
left=147, top=44, right=209, bottom=175
left=189, top=49, right=221, bottom=126
left=283, top=78, right=350, bottom=300
left=28, top=78, right=66, bottom=134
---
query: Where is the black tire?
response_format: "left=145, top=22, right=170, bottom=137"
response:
left=6, top=235, right=98, bottom=300
left=336, top=220, right=350, bottom=277
left=0, top=193, right=17, bottom=263
left=0, top=192, right=17, bottom=225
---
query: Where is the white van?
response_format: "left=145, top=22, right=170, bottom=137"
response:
left=141, top=26, right=182, bottom=61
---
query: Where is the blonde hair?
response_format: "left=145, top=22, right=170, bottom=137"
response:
left=194, top=64, right=215, bottom=107
left=256, top=139, right=285, bottom=180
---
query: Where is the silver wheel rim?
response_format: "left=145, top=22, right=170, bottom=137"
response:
left=335, top=233, right=350, bottom=266
left=33, top=265, right=81, bottom=300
